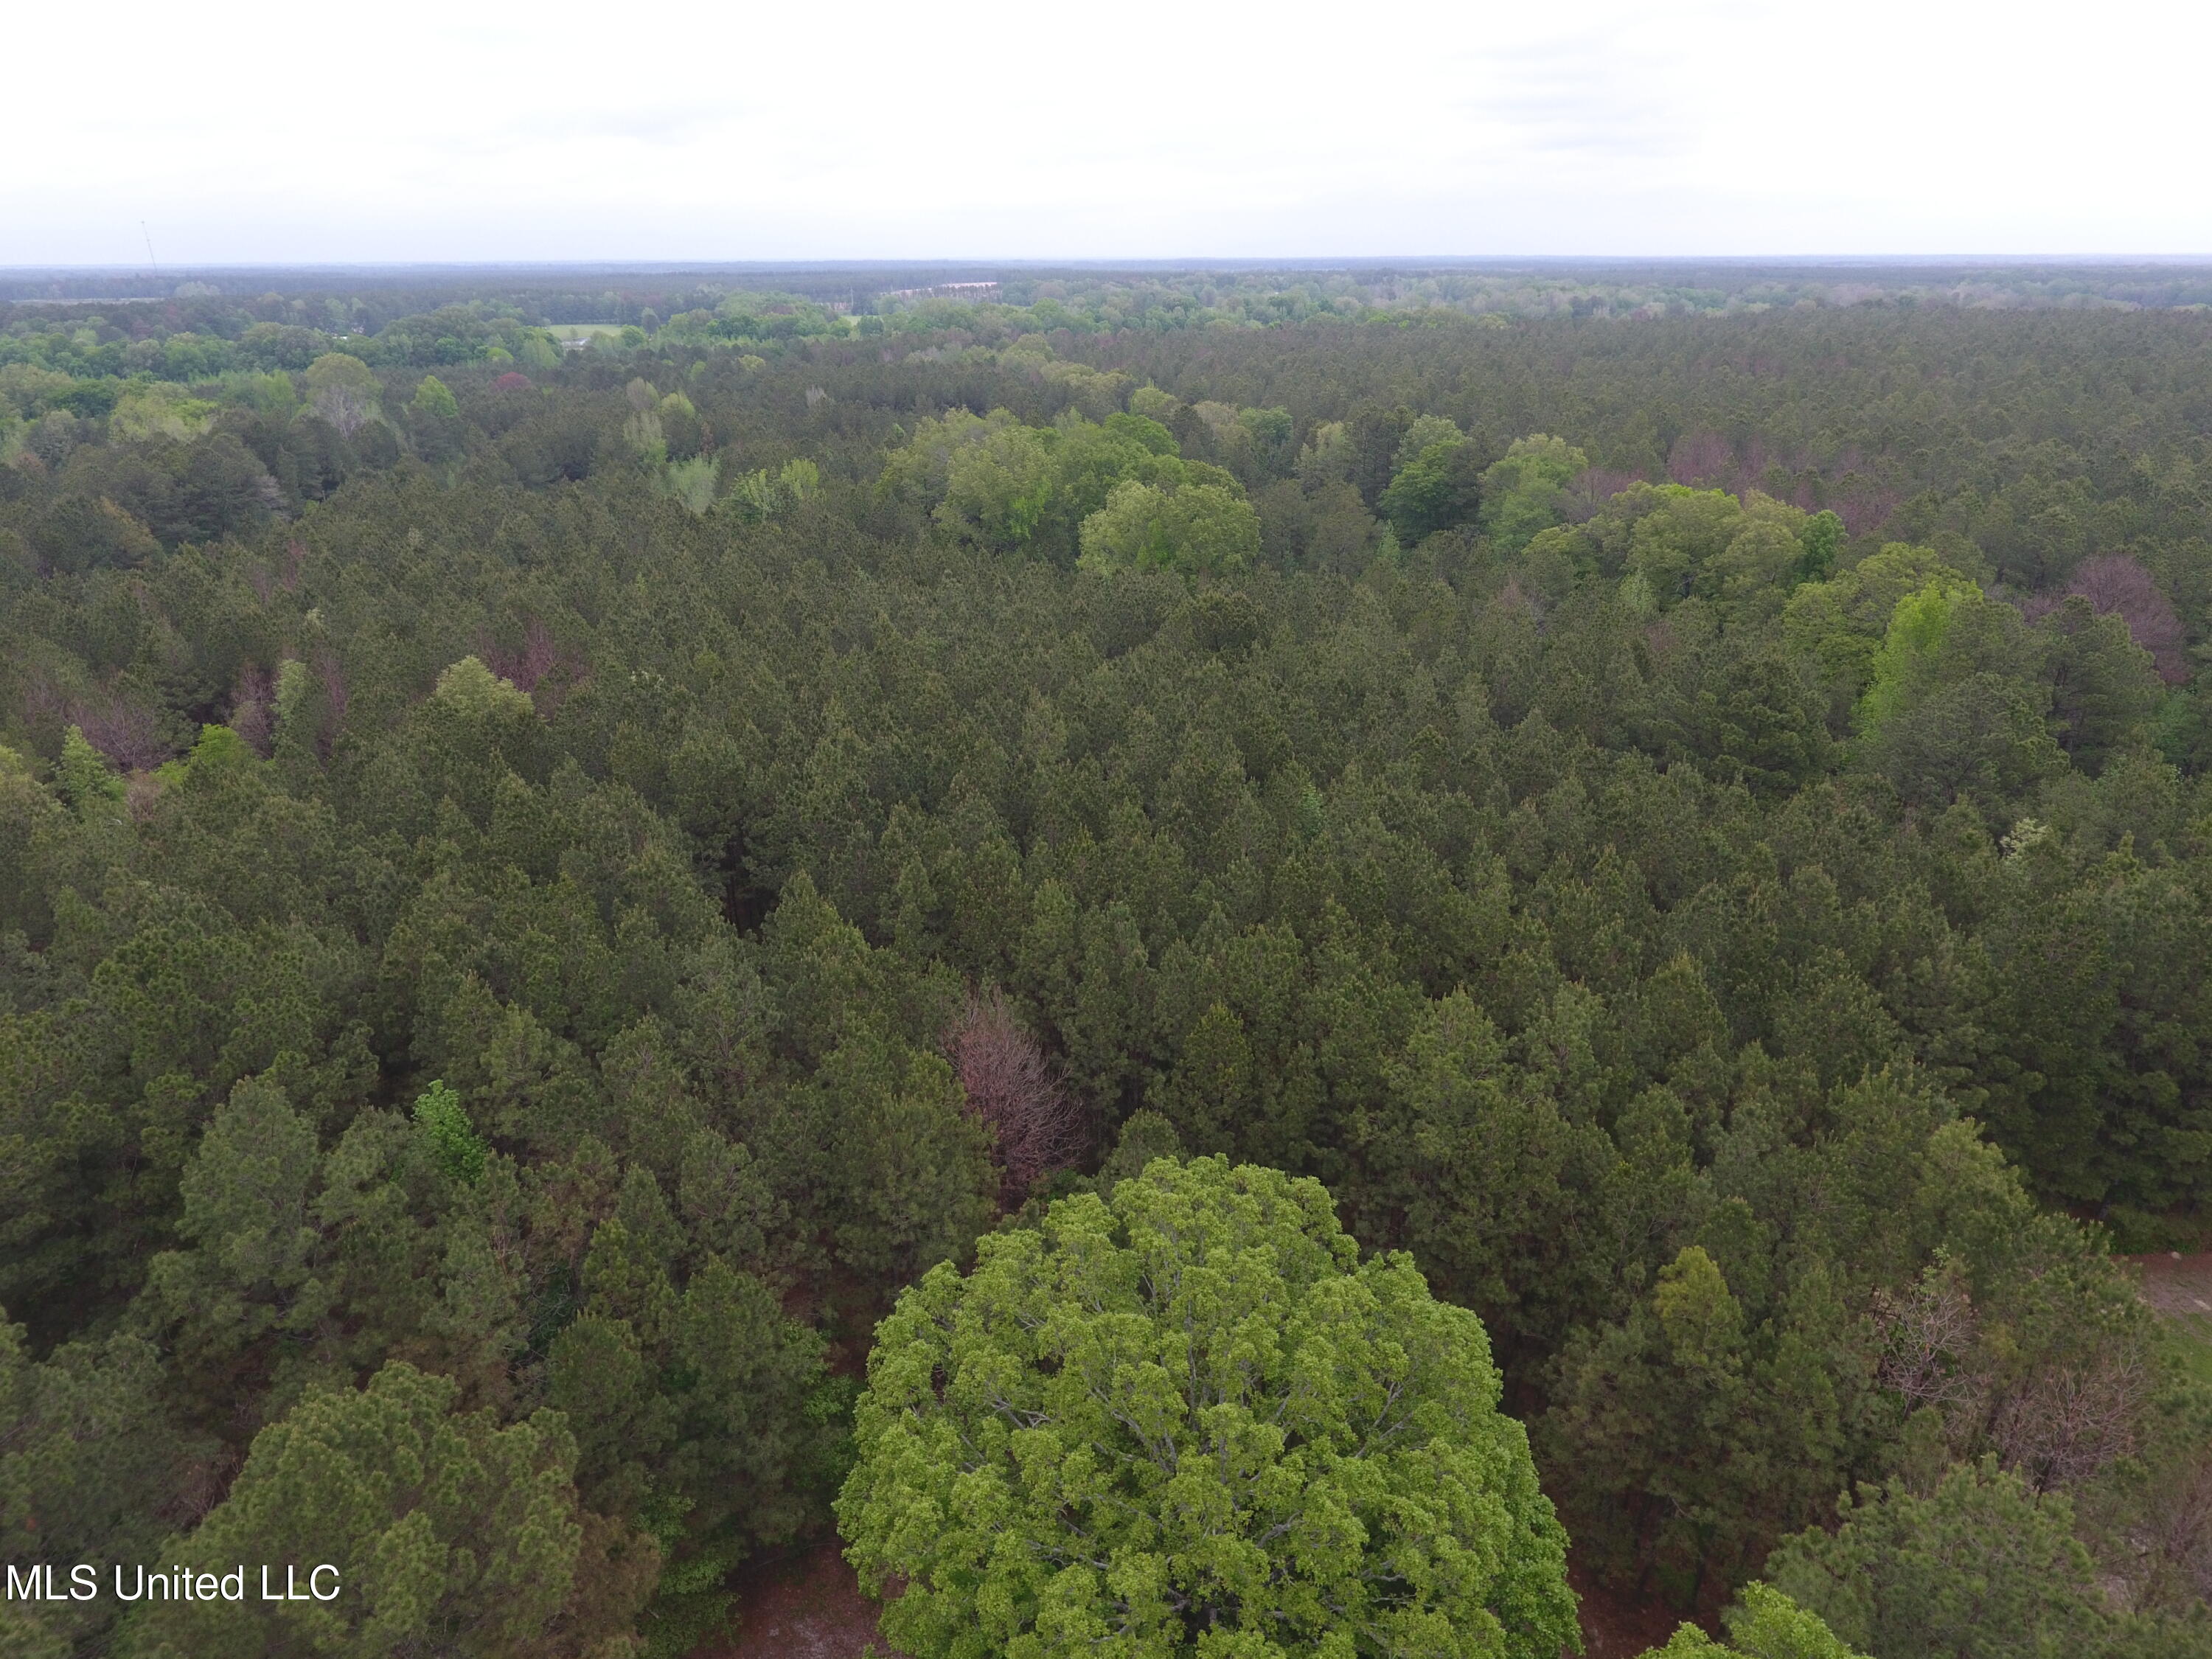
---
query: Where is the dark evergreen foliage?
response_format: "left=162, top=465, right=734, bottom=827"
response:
left=4, top=273, right=2211, bottom=1655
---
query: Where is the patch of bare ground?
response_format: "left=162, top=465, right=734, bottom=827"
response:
left=2127, top=1251, right=2212, bottom=1320
left=1570, top=1555, right=1694, bottom=1658
left=2123, top=1251, right=2212, bottom=1382
left=691, top=1542, right=902, bottom=1659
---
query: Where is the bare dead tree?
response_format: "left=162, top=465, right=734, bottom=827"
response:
left=481, top=616, right=573, bottom=697
left=313, top=383, right=375, bottom=439
left=311, top=645, right=349, bottom=755
left=2068, top=554, right=2189, bottom=684
left=229, top=663, right=274, bottom=755
left=1877, top=1262, right=2152, bottom=1493
left=1876, top=1266, right=1983, bottom=1409
left=1874, top=1265, right=1989, bottom=1459
left=2141, top=1451, right=2212, bottom=1607
left=66, top=693, right=170, bottom=772
left=1666, top=429, right=1734, bottom=489
left=947, top=990, right=1081, bottom=1197
left=1990, top=1352, right=2150, bottom=1492
left=161, top=1444, right=241, bottom=1529
left=1562, top=467, right=1644, bottom=523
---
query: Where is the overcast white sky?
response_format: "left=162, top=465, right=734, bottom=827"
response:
left=5, top=0, right=2206, bottom=264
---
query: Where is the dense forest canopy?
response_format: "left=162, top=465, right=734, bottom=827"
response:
left=3, top=262, right=2211, bottom=1658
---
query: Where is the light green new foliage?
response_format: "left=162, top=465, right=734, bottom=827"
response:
left=1394, top=414, right=1466, bottom=467
left=57, top=723, right=126, bottom=820
left=1478, top=435, right=1587, bottom=552
left=432, top=655, right=535, bottom=720
left=1852, top=576, right=1979, bottom=736
left=411, top=375, right=460, bottom=419
left=944, top=428, right=1054, bottom=546
left=727, top=457, right=820, bottom=521
left=414, top=1079, right=488, bottom=1185
left=625, top=406, right=668, bottom=465
left=304, top=351, right=378, bottom=397
left=1077, top=479, right=1260, bottom=577
left=658, top=455, right=720, bottom=515
left=1643, top=1583, right=1863, bottom=1659
left=109, top=381, right=218, bottom=442
left=837, top=1155, right=1579, bottom=1659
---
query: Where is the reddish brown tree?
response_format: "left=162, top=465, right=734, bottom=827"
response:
left=480, top=616, right=578, bottom=701
left=1666, top=430, right=1734, bottom=489
left=1563, top=467, right=1644, bottom=522
left=946, top=992, right=1081, bottom=1196
left=229, top=664, right=274, bottom=755
left=2065, top=554, right=2188, bottom=683
left=312, top=644, right=349, bottom=754
left=69, top=694, right=169, bottom=771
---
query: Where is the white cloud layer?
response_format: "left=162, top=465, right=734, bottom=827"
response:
left=5, top=0, right=2205, bottom=262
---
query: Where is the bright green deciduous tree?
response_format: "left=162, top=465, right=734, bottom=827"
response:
left=109, top=382, right=218, bottom=443
left=837, top=1155, right=1579, bottom=1659
left=1077, top=479, right=1261, bottom=577
left=1853, top=577, right=1980, bottom=737
left=1478, top=435, right=1588, bottom=552
left=658, top=456, right=720, bottom=515
left=411, top=375, right=460, bottom=419
left=1641, top=1582, right=1864, bottom=1658
left=413, top=1079, right=488, bottom=1184
left=57, top=723, right=126, bottom=819
left=303, top=351, right=378, bottom=396
left=1380, top=438, right=1484, bottom=544
left=936, top=417, right=1060, bottom=549
left=432, top=655, right=537, bottom=723
left=727, top=457, right=820, bottom=521
left=1798, top=511, right=1846, bottom=582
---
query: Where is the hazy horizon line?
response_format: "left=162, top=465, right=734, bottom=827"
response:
left=9, top=254, right=2212, bottom=274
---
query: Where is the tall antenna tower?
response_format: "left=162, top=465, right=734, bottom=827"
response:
left=142, top=221, right=159, bottom=285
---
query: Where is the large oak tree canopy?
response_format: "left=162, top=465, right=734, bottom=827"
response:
left=838, top=1155, right=1578, bottom=1659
